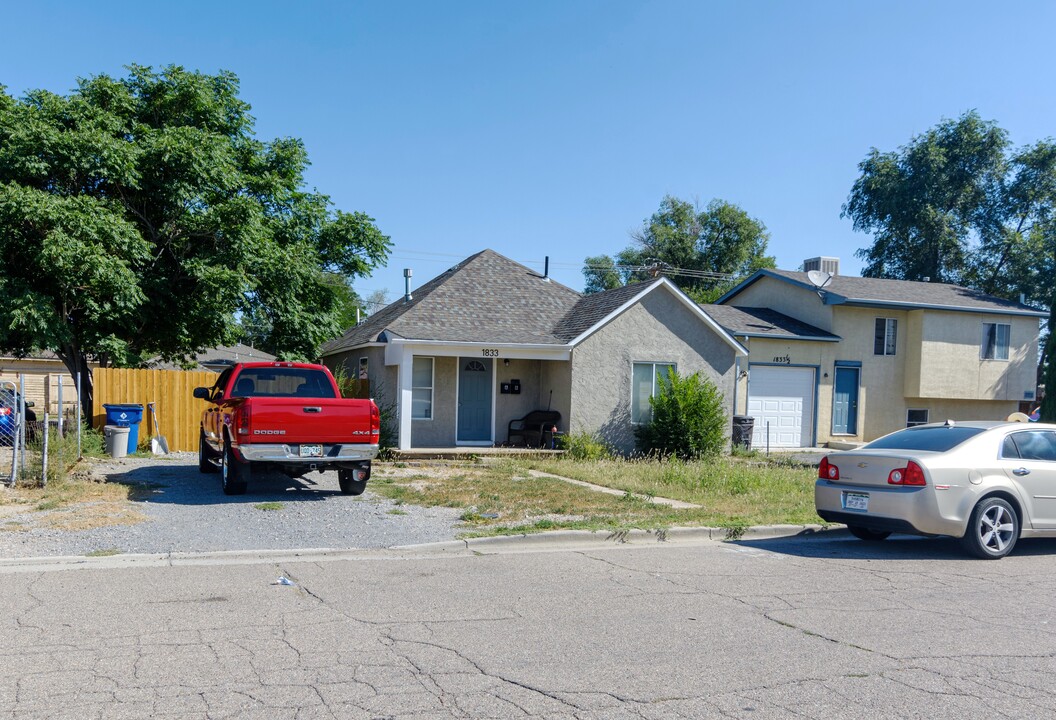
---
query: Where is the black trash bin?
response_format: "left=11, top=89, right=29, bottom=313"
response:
left=732, top=415, right=754, bottom=450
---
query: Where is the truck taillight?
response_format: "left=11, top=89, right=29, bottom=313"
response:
left=888, top=461, right=926, bottom=486
left=370, top=401, right=380, bottom=444
left=235, top=404, right=251, bottom=435
left=819, top=457, right=839, bottom=481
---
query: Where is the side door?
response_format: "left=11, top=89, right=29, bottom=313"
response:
left=202, top=368, right=233, bottom=447
left=832, top=366, right=860, bottom=435
left=1000, top=429, right=1056, bottom=528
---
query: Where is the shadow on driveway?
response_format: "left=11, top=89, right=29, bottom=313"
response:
left=101, top=459, right=354, bottom=507
left=734, top=529, right=1056, bottom=561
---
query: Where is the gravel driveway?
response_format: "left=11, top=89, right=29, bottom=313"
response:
left=0, top=453, right=463, bottom=558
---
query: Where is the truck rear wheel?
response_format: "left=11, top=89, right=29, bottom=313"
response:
left=338, top=468, right=368, bottom=496
left=222, top=442, right=249, bottom=495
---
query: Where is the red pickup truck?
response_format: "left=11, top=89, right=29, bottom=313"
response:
left=193, top=362, right=379, bottom=496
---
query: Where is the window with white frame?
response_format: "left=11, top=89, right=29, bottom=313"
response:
left=981, top=322, right=1010, bottom=360
left=873, top=318, right=897, bottom=356
left=631, top=362, right=675, bottom=424
left=411, top=357, right=434, bottom=420
left=906, top=408, right=929, bottom=427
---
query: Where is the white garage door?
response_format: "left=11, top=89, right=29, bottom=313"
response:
left=746, top=366, right=815, bottom=448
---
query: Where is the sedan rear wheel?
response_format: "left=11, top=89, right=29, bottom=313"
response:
left=847, top=525, right=891, bottom=542
left=962, top=497, right=1018, bottom=559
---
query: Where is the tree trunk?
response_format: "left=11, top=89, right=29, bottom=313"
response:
left=54, top=345, right=95, bottom=424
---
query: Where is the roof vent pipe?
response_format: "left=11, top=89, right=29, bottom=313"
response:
left=543, top=256, right=550, bottom=281
left=404, top=268, right=413, bottom=302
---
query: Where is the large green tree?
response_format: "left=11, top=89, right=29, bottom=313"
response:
left=0, top=65, right=391, bottom=413
left=844, top=111, right=1008, bottom=285
left=845, top=111, right=1056, bottom=420
left=583, top=196, right=775, bottom=302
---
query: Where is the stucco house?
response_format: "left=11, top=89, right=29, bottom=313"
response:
left=320, top=249, right=746, bottom=453
left=709, top=260, right=1048, bottom=449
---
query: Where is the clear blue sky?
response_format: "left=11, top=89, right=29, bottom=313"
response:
left=4, top=1, right=1055, bottom=300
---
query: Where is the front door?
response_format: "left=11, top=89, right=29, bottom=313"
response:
left=832, top=366, right=860, bottom=435
left=457, top=358, right=493, bottom=443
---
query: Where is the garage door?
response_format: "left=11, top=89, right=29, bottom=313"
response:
left=746, top=366, right=815, bottom=448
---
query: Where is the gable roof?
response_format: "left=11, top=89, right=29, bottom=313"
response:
left=322, top=250, right=583, bottom=354
left=551, top=282, right=654, bottom=342
left=321, top=250, right=745, bottom=356
left=718, top=269, right=1049, bottom=318
left=701, top=305, right=840, bottom=342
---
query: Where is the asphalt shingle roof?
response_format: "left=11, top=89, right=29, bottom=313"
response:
left=322, top=250, right=587, bottom=354
left=552, top=281, right=661, bottom=343
left=745, top=269, right=1047, bottom=316
left=700, top=305, right=839, bottom=341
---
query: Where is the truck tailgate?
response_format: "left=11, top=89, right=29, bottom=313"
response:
left=244, top=398, right=373, bottom=444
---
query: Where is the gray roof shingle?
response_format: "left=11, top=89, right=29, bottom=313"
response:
left=552, top=281, right=662, bottom=343
left=701, top=305, right=839, bottom=341
left=322, top=250, right=584, bottom=354
left=729, top=269, right=1047, bottom=317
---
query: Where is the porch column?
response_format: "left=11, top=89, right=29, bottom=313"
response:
left=398, top=351, right=414, bottom=450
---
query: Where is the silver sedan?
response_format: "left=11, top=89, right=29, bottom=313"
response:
left=815, top=420, right=1056, bottom=559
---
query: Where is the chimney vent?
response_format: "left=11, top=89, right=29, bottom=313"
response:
left=803, top=257, right=839, bottom=276
left=403, top=268, right=413, bottom=302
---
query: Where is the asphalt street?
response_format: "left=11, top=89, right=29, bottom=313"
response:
left=3, top=531, right=1056, bottom=719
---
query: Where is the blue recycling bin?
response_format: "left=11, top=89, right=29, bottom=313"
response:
left=103, top=404, right=144, bottom=454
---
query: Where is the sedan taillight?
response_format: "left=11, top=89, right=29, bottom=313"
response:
left=888, top=461, right=926, bottom=486
left=819, top=457, right=839, bottom=480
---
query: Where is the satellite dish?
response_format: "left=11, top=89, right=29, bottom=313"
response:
left=806, top=270, right=833, bottom=289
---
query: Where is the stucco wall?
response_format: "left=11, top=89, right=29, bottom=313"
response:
left=911, top=312, right=1038, bottom=401
left=570, top=289, right=737, bottom=455
left=407, top=356, right=456, bottom=447
left=728, top=278, right=834, bottom=331
left=539, top=360, right=572, bottom=428
left=734, top=305, right=1037, bottom=446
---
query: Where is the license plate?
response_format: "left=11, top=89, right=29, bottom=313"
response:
left=844, top=492, right=869, bottom=511
left=299, top=444, right=323, bottom=458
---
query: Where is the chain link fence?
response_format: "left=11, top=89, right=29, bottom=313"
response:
left=3, top=374, right=84, bottom=487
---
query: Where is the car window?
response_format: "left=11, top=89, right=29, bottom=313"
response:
left=864, top=426, right=987, bottom=452
left=231, top=368, right=336, bottom=399
left=1001, top=435, right=1021, bottom=459
left=1005, top=431, right=1056, bottom=462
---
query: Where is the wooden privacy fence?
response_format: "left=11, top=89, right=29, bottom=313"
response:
left=93, top=368, right=216, bottom=452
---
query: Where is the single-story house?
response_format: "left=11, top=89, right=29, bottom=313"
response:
left=149, top=343, right=276, bottom=372
left=710, top=258, right=1048, bottom=448
left=321, top=249, right=746, bottom=453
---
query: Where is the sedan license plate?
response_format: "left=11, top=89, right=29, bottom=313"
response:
left=844, top=492, right=869, bottom=511
left=299, top=444, right=323, bottom=458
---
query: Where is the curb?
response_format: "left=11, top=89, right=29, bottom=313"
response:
left=0, top=524, right=846, bottom=572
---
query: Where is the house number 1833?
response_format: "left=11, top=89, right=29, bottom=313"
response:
left=482, top=349, right=500, bottom=357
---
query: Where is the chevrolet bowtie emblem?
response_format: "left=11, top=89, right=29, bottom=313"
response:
left=858, top=462, right=868, bottom=468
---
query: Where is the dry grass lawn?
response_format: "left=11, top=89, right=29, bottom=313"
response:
left=370, top=454, right=820, bottom=536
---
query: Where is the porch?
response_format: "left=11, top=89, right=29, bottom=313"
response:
left=385, top=340, right=573, bottom=451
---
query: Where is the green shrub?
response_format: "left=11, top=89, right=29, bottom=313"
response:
left=558, top=430, right=612, bottom=461
left=634, top=369, right=726, bottom=460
